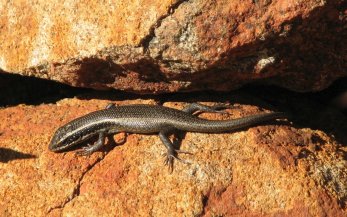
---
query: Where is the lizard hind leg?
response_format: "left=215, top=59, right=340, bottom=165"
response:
left=182, top=103, right=235, bottom=115
left=158, top=130, right=192, bottom=173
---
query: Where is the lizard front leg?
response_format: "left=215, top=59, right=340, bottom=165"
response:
left=76, top=131, right=106, bottom=156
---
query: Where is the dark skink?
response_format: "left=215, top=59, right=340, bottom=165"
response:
left=49, top=103, right=286, bottom=170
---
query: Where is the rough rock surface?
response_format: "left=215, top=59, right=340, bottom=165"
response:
left=0, top=0, right=346, bottom=93
left=0, top=94, right=346, bottom=216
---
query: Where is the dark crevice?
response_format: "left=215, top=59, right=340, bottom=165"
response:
left=0, top=72, right=91, bottom=106
left=243, top=80, right=347, bottom=147
left=139, top=0, right=189, bottom=53
left=200, top=194, right=209, bottom=216
left=0, top=71, right=164, bottom=106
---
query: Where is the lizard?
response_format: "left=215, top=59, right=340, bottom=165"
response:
left=49, top=103, right=286, bottom=171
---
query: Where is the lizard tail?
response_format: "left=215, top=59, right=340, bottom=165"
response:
left=175, top=112, right=287, bottom=133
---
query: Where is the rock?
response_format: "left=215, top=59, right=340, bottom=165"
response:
left=0, top=96, right=346, bottom=216
left=0, top=0, right=345, bottom=93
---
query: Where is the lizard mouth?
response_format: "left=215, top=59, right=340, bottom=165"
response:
left=49, top=133, right=87, bottom=152
left=48, top=135, right=71, bottom=152
left=49, top=140, right=76, bottom=152
left=48, top=140, right=65, bottom=152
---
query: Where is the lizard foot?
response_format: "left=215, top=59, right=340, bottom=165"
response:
left=163, top=149, right=192, bottom=173
left=76, top=146, right=95, bottom=156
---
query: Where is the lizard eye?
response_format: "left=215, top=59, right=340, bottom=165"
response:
left=63, top=124, right=73, bottom=132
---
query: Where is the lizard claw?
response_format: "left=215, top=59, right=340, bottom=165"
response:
left=163, top=149, right=192, bottom=172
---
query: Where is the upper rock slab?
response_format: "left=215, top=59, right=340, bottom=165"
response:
left=0, top=0, right=345, bottom=93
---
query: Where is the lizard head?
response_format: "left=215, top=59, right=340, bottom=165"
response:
left=49, top=123, right=82, bottom=152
